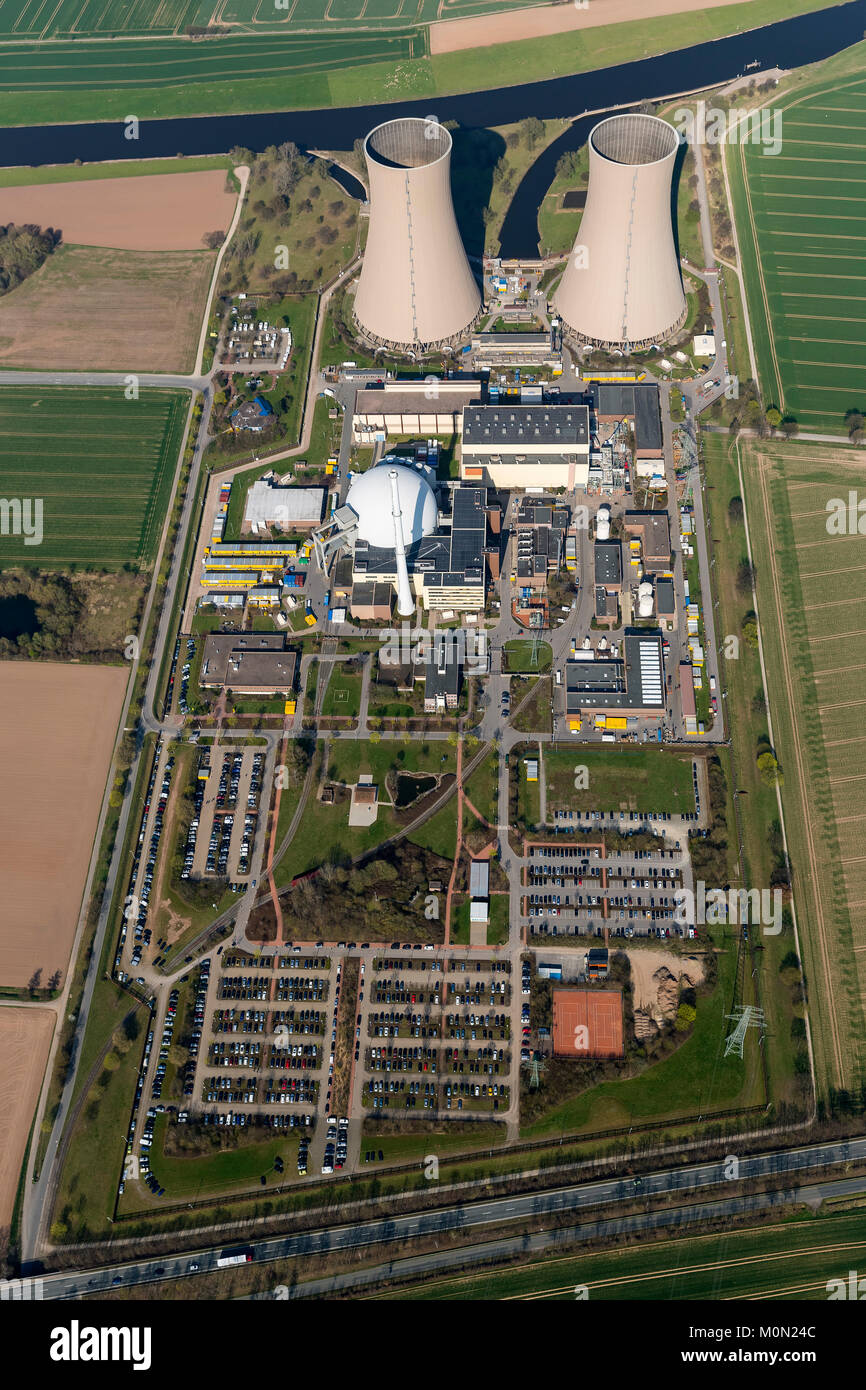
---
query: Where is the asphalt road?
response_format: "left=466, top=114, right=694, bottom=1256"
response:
left=33, top=1135, right=866, bottom=1296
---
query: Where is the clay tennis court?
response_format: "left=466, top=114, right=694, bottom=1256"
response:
left=0, top=662, right=127, bottom=988
left=552, top=986, right=623, bottom=1058
left=0, top=170, right=236, bottom=250
left=430, top=0, right=747, bottom=55
left=0, top=1007, right=54, bottom=1228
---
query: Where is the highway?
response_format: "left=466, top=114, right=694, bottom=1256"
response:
left=34, top=1135, right=866, bottom=1297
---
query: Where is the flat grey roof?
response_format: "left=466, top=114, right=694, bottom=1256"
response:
left=594, top=540, right=623, bottom=587
left=463, top=404, right=589, bottom=446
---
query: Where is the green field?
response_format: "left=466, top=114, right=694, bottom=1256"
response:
left=0, top=388, right=188, bottom=568
left=543, top=747, right=697, bottom=814
left=0, top=0, right=830, bottom=125
left=503, top=639, right=552, bottom=673
left=731, top=60, right=866, bottom=431
left=377, top=1210, right=866, bottom=1300
left=733, top=434, right=866, bottom=1093
left=320, top=663, right=363, bottom=719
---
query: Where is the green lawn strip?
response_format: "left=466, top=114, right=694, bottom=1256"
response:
left=407, top=799, right=458, bottom=860
left=521, top=930, right=762, bottom=1139
left=699, top=432, right=805, bottom=1110
left=543, top=747, right=696, bottom=814
left=52, top=1022, right=148, bottom=1242
left=0, top=155, right=231, bottom=187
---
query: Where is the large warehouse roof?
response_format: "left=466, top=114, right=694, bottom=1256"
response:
left=244, top=480, right=325, bottom=528
left=463, top=404, right=589, bottom=447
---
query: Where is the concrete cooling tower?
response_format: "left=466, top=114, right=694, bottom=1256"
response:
left=554, top=114, right=687, bottom=349
left=353, top=118, right=481, bottom=351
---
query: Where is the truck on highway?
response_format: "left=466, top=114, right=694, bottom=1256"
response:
left=217, top=1247, right=253, bottom=1268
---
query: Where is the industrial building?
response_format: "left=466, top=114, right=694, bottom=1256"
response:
left=460, top=403, right=590, bottom=489
left=514, top=498, right=570, bottom=589
left=243, top=480, right=325, bottom=533
left=353, top=118, right=481, bottom=350
left=587, top=383, right=664, bottom=463
left=424, top=630, right=462, bottom=711
left=555, top=115, right=687, bottom=348
left=320, top=458, right=490, bottom=616
left=352, top=381, right=481, bottom=443
left=565, top=630, right=666, bottom=715
left=200, top=634, right=297, bottom=694
left=624, top=510, right=672, bottom=572
left=469, top=330, right=561, bottom=369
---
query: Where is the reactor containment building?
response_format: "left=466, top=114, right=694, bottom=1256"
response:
left=353, top=117, right=482, bottom=352
left=555, top=114, right=687, bottom=350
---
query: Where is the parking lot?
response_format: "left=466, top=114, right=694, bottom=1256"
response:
left=188, top=745, right=265, bottom=883
left=521, top=813, right=696, bottom=941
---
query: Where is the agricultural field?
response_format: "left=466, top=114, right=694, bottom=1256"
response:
left=731, top=67, right=866, bottom=432
left=543, top=748, right=698, bottom=815
left=382, top=1211, right=866, bottom=1301
left=0, top=0, right=829, bottom=125
left=738, top=436, right=866, bottom=1094
left=0, top=388, right=188, bottom=568
left=0, top=662, right=127, bottom=989
left=0, top=246, right=215, bottom=373
left=0, top=1008, right=54, bottom=1229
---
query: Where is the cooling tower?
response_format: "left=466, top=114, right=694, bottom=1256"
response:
left=354, top=118, right=481, bottom=351
left=555, top=114, right=687, bottom=349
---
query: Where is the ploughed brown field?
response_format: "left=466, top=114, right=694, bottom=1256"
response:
left=430, top=0, right=747, bottom=55
left=0, top=662, right=127, bottom=989
left=0, top=1008, right=54, bottom=1227
left=0, top=244, right=215, bottom=372
left=0, top=170, right=236, bottom=251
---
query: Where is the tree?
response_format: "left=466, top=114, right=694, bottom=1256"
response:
left=780, top=415, right=798, bottom=438
left=736, top=558, right=754, bottom=594
left=766, top=405, right=782, bottom=431
left=202, top=230, right=225, bottom=250
left=521, top=116, right=545, bottom=151
left=757, top=750, right=782, bottom=786
left=28, top=968, right=42, bottom=994
left=751, top=689, right=767, bottom=715
left=728, top=495, right=744, bottom=524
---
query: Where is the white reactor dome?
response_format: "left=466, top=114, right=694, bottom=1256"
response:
left=346, top=459, right=438, bottom=550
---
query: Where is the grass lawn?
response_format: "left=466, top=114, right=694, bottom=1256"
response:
left=463, top=746, right=499, bottom=826
left=359, top=1121, right=504, bottom=1166
left=53, top=1021, right=147, bottom=1241
left=122, top=1114, right=300, bottom=1207
left=408, top=798, right=459, bottom=861
left=700, top=431, right=809, bottom=1110
left=0, top=387, right=187, bottom=569
left=504, top=639, right=552, bottom=673
left=275, top=736, right=456, bottom=883
left=320, top=665, right=363, bottom=720
left=544, top=748, right=697, bottom=814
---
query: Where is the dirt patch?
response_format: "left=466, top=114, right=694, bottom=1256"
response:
left=0, top=244, right=214, bottom=373
left=627, top=948, right=704, bottom=1027
left=0, top=1007, right=54, bottom=1227
left=0, top=171, right=236, bottom=251
left=430, top=0, right=749, bottom=55
left=0, top=662, right=127, bottom=988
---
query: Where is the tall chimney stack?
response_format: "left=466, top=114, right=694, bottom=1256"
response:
left=389, top=468, right=415, bottom=617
